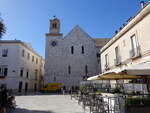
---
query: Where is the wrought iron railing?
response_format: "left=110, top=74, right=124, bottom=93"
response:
left=130, top=46, right=141, bottom=59
left=114, top=56, right=121, bottom=66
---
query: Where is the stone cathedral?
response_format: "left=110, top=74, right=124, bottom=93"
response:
left=44, top=17, right=109, bottom=88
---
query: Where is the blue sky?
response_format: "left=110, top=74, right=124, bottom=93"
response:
left=0, top=0, right=149, bottom=58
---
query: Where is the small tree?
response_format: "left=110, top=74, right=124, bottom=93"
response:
left=0, top=16, right=6, bottom=38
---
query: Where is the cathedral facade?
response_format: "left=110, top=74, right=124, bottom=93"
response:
left=44, top=17, right=109, bottom=88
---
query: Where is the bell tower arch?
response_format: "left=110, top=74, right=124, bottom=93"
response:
left=50, top=16, right=60, bottom=34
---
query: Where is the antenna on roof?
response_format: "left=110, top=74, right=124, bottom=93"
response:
left=119, top=27, right=122, bottom=30
left=115, top=30, right=118, bottom=34
left=123, top=23, right=126, bottom=27
left=140, top=1, right=145, bottom=9
left=53, top=15, right=56, bottom=19
left=126, top=17, right=132, bottom=23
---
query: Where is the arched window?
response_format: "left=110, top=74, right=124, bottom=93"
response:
left=81, top=46, right=84, bottom=54
left=71, top=46, right=74, bottom=54
left=52, top=23, right=57, bottom=29
left=68, top=65, right=71, bottom=74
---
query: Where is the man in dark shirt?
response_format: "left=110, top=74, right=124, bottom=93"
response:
left=0, top=85, right=8, bottom=113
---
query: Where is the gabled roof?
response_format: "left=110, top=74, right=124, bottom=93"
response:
left=64, top=25, right=93, bottom=40
left=93, top=38, right=110, bottom=48
left=64, top=25, right=110, bottom=47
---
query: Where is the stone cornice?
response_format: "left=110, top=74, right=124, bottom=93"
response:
left=45, top=33, right=63, bottom=37
left=0, top=40, right=43, bottom=59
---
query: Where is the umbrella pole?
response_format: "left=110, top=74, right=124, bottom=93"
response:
left=116, top=79, right=118, bottom=89
left=145, top=77, right=150, bottom=94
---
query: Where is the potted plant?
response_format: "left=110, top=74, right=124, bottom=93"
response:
left=126, top=97, right=150, bottom=113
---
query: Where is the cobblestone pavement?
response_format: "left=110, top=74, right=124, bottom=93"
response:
left=12, top=94, right=88, bottom=113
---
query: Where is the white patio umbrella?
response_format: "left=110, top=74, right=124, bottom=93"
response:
left=124, top=62, right=150, bottom=76
left=87, top=75, right=100, bottom=80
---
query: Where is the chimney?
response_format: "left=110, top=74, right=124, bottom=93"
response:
left=140, top=1, right=145, bottom=9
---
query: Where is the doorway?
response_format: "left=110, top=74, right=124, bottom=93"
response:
left=34, top=83, right=37, bottom=92
left=25, top=82, right=28, bottom=92
left=18, top=81, right=22, bottom=93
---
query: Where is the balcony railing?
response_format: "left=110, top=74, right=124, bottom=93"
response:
left=104, top=63, right=109, bottom=70
left=0, top=75, right=6, bottom=78
left=130, top=46, right=141, bottom=59
left=114, top=56, right=121, bottom=66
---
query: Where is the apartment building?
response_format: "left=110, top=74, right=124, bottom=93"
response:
left=0, top=40, right=44, bottom=93
left=101, top=2, right=150, bottom=73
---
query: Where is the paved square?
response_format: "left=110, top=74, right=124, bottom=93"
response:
left=13, top=95, right=88, bottom=113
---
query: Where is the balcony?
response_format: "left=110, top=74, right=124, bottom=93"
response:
left=130, top=46, right=141, bottom=59
left=114, top=56, right=121, bottom=66
left=0, top=74, right=6, bottom=78
left=104, top=63, right=109, bottom=70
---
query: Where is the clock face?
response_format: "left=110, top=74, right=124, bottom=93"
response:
left=51, top=41, right=57, bottom=47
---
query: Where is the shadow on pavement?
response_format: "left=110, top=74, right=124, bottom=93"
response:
left=15, top=92, right=64, bottom=96
left=13, top=108, right=55, bottom=113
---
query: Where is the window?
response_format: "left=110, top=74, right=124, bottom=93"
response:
left=35, top=69, right=38, bottom=80
left=105, top=54, right=109, bottom=66
left=36, top=58, right=38, bottom=64
left=115, top=46, right=121, bottom=65
left=34, top=83, right=37, bottom=91
left=81, top=46, right=84, bottom=54
left=27, top=53, right=30, bottom=60
left=115, top=46, right=119, bottom=59
left=20, top=68, right=24, bottom=77
left=2, top=49, right=8, bottom=57
left=22, top=49, right=25, bottom=57
left=52, top=23, right=57, bottom=29
left=26, top=70, right=29, bottom=78
left=97, top=53, right=100, bottom=58
left=53, top=76, right=56, bottom=81
left=25, top=82, right=28, bottom=92
left=32, top=56, right=34, bottom=62
left=131, top=35, right=139, bottom=56
left=68, top=65, right=71, bottom=74
left=71, top=46, right=74, bottom=54
left=123, top=40, right=126, bottom=47
left=85, top=65, right=88, bottom=75
left=97, top=53, right=100, bottom=63
left=0, top=66, right=8, bottom=77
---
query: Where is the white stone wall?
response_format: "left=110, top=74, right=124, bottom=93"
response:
left=45, top=26, right=100, bottom=87
left=101, top=3, right=150, bottom=73
left=0, top=41, right=44, bottom=93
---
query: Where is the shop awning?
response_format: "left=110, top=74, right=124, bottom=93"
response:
left=87, top=72, right=143, bottom=81
left=123, top=62, right=150, bottom=75
left=87, top=75, right=100, bottom=80
left=88, top=62, right=150, bottom=81
left=99, top=72, right=142, bottom=80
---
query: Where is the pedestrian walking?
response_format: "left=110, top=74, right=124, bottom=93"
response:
left=62, top=86, right=66, bottom=95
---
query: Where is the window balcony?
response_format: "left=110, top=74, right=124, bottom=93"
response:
left=104, top=63, right=109, bottom=70
left=114, top=56, right=121, bottom=66
left=130, top=46, right=141, bottom=59
left=0, top=74, right=6, bottom=78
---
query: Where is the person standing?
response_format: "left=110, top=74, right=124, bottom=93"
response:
left=0, top=85, right=8, bottom=113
